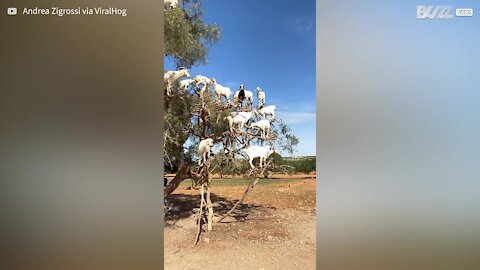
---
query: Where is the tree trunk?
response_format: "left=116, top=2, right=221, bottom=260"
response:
left=164, top=161, right=192, bottom=197
left=206, top=184, right=213, bottom=231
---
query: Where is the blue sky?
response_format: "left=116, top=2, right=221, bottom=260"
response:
left=165, top=0, right=316, bottom=156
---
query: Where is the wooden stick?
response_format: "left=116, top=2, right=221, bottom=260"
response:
left=206, top=184, right=214, bottom=231
left=216, top=177, right=257, bottom=223
left=193, top=184, right=205, bottom=246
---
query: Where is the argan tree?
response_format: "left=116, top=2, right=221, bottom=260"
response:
left=163, top=1, right=299, bottom=245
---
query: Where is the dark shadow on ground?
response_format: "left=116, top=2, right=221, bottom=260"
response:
left=164, top=192, right=276, bottom=227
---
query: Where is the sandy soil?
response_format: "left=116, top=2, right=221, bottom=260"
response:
left=164, top=178, right=316, bottom=270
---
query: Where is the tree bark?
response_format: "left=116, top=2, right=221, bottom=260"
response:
left=164, top=161, right=192, bottom=197
left=206, top=184, right=213, bottom=231
left=193, top=184, right=205, bottom=246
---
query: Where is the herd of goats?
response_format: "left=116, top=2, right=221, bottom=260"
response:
left=164, top=1, right=281, bottom=231
left=164, top=67, right=277, bottom=170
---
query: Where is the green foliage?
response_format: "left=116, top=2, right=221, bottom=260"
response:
left=164, top=85, right=195, bottom=169
left=270, top=152, right=284, bottom=166
left=272, top=120, right=299, bottom=155
left=210, top=152, right=249, bottom=177
left=164, top=85, right=234, bottom=170
left=163, top=1, right=300, bottom=174
left=165, top=81, right=301, bottom=172
left=273, top=154, right=316, bottom=174
left=165, top=0, right=221, bottom=68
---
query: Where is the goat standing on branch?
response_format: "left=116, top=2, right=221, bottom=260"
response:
left=193, top=75, right=213, bottom=97
left=193, top=75, right=212, bottom=88
left=225, top=111, right=253, bottom=133
left=164, top=67, right=190, bottom=96
left=198, top=138, right=215, bottom=165
left=250, top=119, right=271, bottom=139
left=211, top=78, right=232, bottom=104
left=234, top=84, right=253, bottom=108
left=243, top=145, right=275, bottom=168
left=179, top=78, right=195, bottom=91
left=254, top=105, right=276, bottom=120
left=164, top=0, right=180, bottom=9
left=256, top=87, right=266, bottom=107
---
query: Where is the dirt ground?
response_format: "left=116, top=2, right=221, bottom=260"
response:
left=164, top=176, right=316, bottom=270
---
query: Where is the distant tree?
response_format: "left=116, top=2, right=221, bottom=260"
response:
left=281, top=157, right=316, bottom=173
left=270, top=152, right=284, bottom=166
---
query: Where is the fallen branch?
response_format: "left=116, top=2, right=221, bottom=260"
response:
left=215, top=160, right=272, bottom=223
left=216, top=177, right=258, bottom=223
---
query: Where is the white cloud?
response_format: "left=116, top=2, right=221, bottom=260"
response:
left=277, top=111, right=316, bottom=125
left=276, top=101, right=316, bottom=112
left=294, top=20, right=313, bottom=34
left=286, top=16, right=315, bottom=35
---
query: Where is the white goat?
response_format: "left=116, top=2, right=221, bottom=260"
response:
left=250, top=119, right=271, bottom=139
left=230, top=111, right=254, bottom=120
left=234, top=90, right=253, bottom=107
left=254, top=105, right=276, bottom=120
left=245, top=91, right=254, bottom=106
left=164, top=68, right=190, bottom=96
left=211, top=78, right=232, bottom=104
left=225, top=111, right=253, bottom=132
left=164, top=0, right=179, bottom=9
left=256, top=87, right=265, bottom=107
left=193, top=75, right=212, bottom=88
left=243, top=145, right=275, bottom=168
left=193, top=75, right=213, bottom=97
left=179, top=79, right=195, bottom=90
left=198, top=138, right=214, bottom=165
